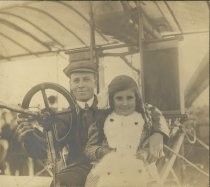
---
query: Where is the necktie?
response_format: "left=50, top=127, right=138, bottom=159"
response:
left=84, top=102, right=89, bottom=110
left=81, top=103, right=91, bottom=149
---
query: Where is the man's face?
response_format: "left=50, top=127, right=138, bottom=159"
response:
left=70, top=72, right=96, bottom=102
left=113, top=89, right=136, bottom=116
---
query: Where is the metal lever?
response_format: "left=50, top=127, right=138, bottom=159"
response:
left=0, top=101, right=39, bottom=116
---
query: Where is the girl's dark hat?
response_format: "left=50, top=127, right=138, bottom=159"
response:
left=63, top=49, right=97, bottom=77
left=108, top=75, right=138, bottom=96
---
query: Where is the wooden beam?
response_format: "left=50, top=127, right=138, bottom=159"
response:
left=144, top=38, right=179, bottom=51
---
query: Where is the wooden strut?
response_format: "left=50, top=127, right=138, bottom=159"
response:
left=160, top=129, right=209, bottom=186
left=164, top=144, right=209, bottom=177
left=136, top=1, right=152, bottom=131
left=161, top=132, right=186, bottom=182
left=89, top=1, right=100, bottom=93
left=46, top=131, right=60, bottom=187
left=196, top=137, right=209, bottom=151
left=89, top=1, right=95, bottom=66
left=137, top=1, right=145, bottom=101
left=101, top=51, right=137, bottom=57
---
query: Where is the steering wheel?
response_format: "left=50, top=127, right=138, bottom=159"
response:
left=21, top=82, right=78, bottom=143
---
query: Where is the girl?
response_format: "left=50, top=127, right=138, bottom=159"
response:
left=85, top=75, right=162, bottom=187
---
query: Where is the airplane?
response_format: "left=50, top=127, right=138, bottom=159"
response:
left=0, top=1, right=208, bottom=187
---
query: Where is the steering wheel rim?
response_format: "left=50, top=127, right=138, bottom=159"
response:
left=21, top=82, right=78, bottom=143
left=22, top=82, right=76, bottom=109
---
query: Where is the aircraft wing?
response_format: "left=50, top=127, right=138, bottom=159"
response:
left=0, top=1, right=208, bottom=62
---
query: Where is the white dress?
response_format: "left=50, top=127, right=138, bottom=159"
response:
left=90, top=112, right=148, bottom=187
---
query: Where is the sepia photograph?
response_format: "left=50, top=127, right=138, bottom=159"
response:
left=0, top=1, right=209, bottom=187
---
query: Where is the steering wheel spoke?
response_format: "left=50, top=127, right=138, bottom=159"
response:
left=40, top=88, right=50, bottom=109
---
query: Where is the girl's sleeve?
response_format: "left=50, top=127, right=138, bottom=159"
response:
left=146, top=104, right=170, bottom=142
left=85, top=121, right=113, bottom=161
left=85, top=121, right=103, bottom=161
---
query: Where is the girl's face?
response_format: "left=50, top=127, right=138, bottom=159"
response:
left=113, top=89, right=136, bottom=116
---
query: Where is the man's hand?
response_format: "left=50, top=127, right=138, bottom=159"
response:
left=142, top=132, right=164, bottom=163
left=16, top=116, right=35, bottom=141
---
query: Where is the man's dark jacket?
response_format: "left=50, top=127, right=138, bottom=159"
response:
left=22, top=96, right=101, bottom=170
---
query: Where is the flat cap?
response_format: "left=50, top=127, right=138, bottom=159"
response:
left=63, top=49, right=97, bottom=77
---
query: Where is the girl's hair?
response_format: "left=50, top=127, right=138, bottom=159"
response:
left=108, top=75, right=143, bottom=113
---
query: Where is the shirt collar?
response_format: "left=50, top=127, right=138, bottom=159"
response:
left=76, top=97, right=95, bottom=109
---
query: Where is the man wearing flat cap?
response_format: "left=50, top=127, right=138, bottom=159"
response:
left=56, top=50, right=100, bottom=186
left=16, top=49, right=102, bottom=186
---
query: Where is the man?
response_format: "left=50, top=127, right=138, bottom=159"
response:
left=16, top=49, right=169, bottom=186
left=17, top=50, right=101, bottom=186
left=55, top=50, right=100, bottom=186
